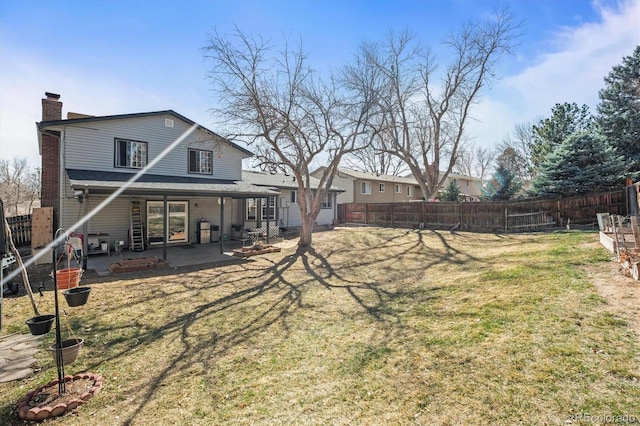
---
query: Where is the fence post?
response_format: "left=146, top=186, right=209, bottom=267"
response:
left=365, top=203, right=368, bottom=225
left=390, top=203, right=394, bottom=227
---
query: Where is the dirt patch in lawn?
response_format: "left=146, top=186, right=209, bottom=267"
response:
left=584, top=260, right=640, bottom=337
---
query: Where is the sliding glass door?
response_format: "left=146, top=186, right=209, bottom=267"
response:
left=147, top=201, right=189, bottom=245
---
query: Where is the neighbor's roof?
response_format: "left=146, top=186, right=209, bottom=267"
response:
left=37, top=110, right=253, bottom=157
left=242, top=170, right=344, bottom=192
left=67, top=169, right=278, bottom=197
left=318, top=167, right=482, bottom=183
left=335, top=168, right=420, bottom=184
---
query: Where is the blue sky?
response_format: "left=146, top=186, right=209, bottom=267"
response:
left=1, top=0, right=638, bottom=170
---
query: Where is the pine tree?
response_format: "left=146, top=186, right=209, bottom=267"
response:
left=441, top=179, right=462, bottom=202
left=482, top=164, right=522, bottom=201
left=597, top=46, right=640, bottom=180
left=532, top=132, right=625, bottom=197
left=531, top=103, right=595, bottom=170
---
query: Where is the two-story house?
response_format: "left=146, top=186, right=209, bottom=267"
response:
left=37, top=93, right=283, bottom=256
left=311, top=167, right=483, bottom=203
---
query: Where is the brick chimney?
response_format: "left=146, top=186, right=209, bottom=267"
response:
left=40, top=92, right=62, bottom=228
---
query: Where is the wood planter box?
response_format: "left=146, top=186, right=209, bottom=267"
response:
left=108, top=257, right=169, bottom=274
left=232, top=245, right=281, bottom=258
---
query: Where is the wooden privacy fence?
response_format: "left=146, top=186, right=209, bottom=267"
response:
left=338, top=189, right=628, bottom=232
left=6, top=214, right=32, bottom=247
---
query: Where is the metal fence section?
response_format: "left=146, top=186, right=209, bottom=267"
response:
left=338, top=189, right=628, bottom=232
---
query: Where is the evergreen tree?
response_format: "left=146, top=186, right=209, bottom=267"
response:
left=531, top=103, right=595, bottom=170
left=597, top=46, right=640, bottom=180
left=441, top=179, right=462, bottom=202
left=482, top=164, right=522, bottom=201
left=531, top=132, right=625, bottom=197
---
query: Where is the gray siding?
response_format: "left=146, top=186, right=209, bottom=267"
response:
left=60, top=194, right=238, bottom=248
left=280, top=190, right=335, bottom=227
left=62, top=114, right=244, bottom=180
left=60, top=193, right=131, bottom=245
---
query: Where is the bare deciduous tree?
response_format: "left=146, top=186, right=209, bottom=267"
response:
left=497, top=121, right=536, bottom=182
left=203, top=28, right=380, bottom=247
left=454, top=142, right=496, bottom=180
left=357, top=9, right=520, bottom=200
left=0, top=157, right=40, bottom=216
left=343, top=135, right=408, bottom=176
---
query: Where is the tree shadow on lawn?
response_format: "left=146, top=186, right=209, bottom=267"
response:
left=72, top=250, right=302, bottom=425
left=40, top=229, right=475, bottom=424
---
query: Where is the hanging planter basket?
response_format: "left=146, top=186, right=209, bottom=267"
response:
left=25, top=314, right=56, bottom=335
left=49, top=338, right=84, bottom=366
left=56, top=267, right=82, bottom=290
left=62, top=286, right=91, bottom=307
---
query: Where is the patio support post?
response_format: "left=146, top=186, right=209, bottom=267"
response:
left=162, top=195, right=168, bottom=261
left=219, top=196, right=224, bottom=254
left=82, top=190, right=89, bottom=270
left=266, top=196, right=270, bottom=244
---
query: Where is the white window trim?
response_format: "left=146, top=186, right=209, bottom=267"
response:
left=188, top=148, right=213, bottom=174
left=379, top=183, right=385, bottom=193
left=321, top=193, right=332, bottom=209
left=361, top=181, right=372, bottom=195
left=146, top=201, right=189, bottom=245
left=246, top=199, right=257, bottom=221
left=115, top=138, right=147, bottom=169
left=406, top=186, right=413, bottom=197
left=395, top=184, right=402, bottom=193
left=261, top=197, right=276, bottom=221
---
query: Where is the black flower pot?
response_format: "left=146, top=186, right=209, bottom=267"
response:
left=62, top=287, right=91, bottom=307
left=25, top=314, right=56, bottom=335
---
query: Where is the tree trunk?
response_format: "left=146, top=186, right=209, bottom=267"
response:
left=298, top=215, right=314, bottom=247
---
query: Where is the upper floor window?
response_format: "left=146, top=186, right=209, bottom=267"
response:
left=379, top=183, right=385, bottom=193
left=361, top=181, right=372, bottom=195
left=290, top=190, right=297, bottom=204
left=406, top=185, right=413, bottom=197
left=115, top=138, right=147, bottom=169
left=395, top=184, right=402, bottom=193
left=188, top=149, right=213, bottom=174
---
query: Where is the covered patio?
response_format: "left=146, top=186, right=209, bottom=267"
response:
left=83, top=239, right=254, bottom=277
left=65, top=169, right=282, bottom=274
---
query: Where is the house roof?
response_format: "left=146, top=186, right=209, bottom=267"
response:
left=333, top=168, right=420, bottom=184
left=242, top=170, right=345, bottom=192
left=315, top=167, right=483, bottom=184
left=37, top=110, right=254, bottom=157
left=67, top=169, right=278, bottom=197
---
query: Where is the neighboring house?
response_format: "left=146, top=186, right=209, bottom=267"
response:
left=37, top=92, right=279, bottom=254
left=311, top=167, right=422, bottom=204
left=241, top=170, right=343, bottom=229
left=311, top=167, right=484, bottom=203
left=441, top=172, right=484, bottom=201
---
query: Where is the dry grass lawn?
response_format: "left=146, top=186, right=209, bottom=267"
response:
left=1, top=227, right=639, bottom=425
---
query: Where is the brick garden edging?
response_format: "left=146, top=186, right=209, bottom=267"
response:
left=17, top=373, right=102, bottom=421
